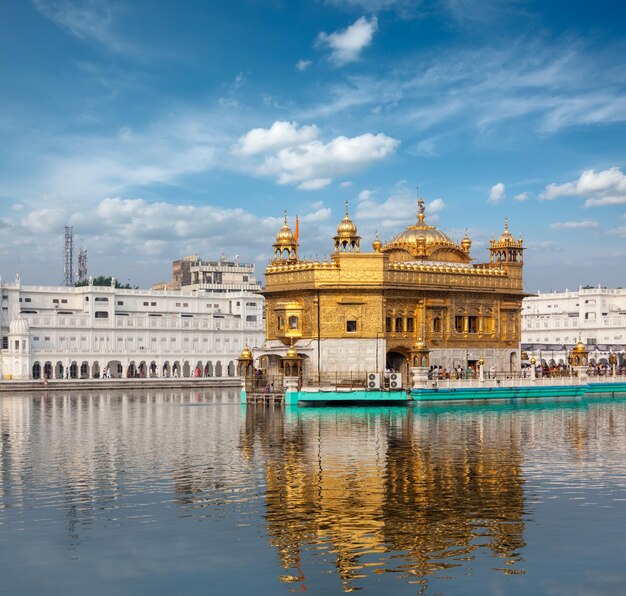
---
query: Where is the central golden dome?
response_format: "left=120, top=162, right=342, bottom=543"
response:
left=391, top=199, right=454, bottom=246
left=382, top=198, right=470, bottom=263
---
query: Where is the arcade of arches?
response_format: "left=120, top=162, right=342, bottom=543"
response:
left=31, top=358, right=237, bottom=380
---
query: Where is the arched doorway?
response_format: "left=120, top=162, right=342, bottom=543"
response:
left=215, top=361, right=223, bottom=377
left=107, top=360, right=123, bottom=378
left=510, top=351, right=518, bottom=373
left=92, top=361, right=101, bottom=378
left=127, top=361, right=136, bottom=378
left=80, top=361, right=89, bottom=379
left=205, top=361, right=213, bottom=377
left=182, top=361, right=191, bottom=378
left=44, top=361, right=52, bottom=380
left=32, top=362, right=41, bottom=379
left=386, top=349, right=409, bottom=382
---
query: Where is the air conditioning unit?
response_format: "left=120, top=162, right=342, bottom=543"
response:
left=389, top=372, right=402, bottom=389
left=367, top=372, right=381, bottom=390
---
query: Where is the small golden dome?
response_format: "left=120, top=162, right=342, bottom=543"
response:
left=461, top=230, right=472, bottom=252
left=573, top=339, right=587, bottom=352
left=286, top=345, right=298, bottom=358
left=372, top=232, right=382, bottom=252
left=240, top=344, right=253, bottom=360
left=275, top=210, right=295, bottom=246
left=336, top=200, right=358, bottom=237
left=497, top=218, right=515, bottom=244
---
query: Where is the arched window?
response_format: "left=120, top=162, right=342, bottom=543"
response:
left=433, top=316, right=442, bottom=333
left=288, top=315, right=299, bottom=329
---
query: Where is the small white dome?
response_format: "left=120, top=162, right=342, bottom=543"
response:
left=9, top=314, right=30, bottom=335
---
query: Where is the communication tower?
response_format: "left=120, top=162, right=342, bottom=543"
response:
left=63, top=226, right=74, bottom=286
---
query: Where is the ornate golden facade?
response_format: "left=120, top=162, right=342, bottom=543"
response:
left=261, top=198, right=526, bottom=377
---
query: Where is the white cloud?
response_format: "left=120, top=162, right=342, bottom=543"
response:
left=356, top=183, right=445, bottom=227
left=410, top=138, right=437, bottom=157
left=234, top=121, right=319, bottom=156
left=610, top=214, right=626, bottom=238
left=296, top=59, right=312, bottom=71
left=539, top=167, right=626, bottom=207
left=316, top=16, right=378, bottom=65
left=340, top=181, right=353, bottom=188
left=259, top=132, right=399, bottom=188
left=32, top=0, right=134, bottom=55
left=549, top=220, right=600, bottom=230
left=0, top=194, right=292, bottom=286
left=300, top=207, right=332, bottom=222
left=428, top=198, right=446, bottom=213
left=323, top=0, right=421, bottom=18
left=513, top=191, right=530, bottom=202
left=488, top=182, right=506, bottom=204
left=298, top=178, right=332, bottom=190
left=302, top=36, right=626, bottom=138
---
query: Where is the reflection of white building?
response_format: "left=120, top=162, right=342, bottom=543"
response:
left=521, top=287, right=626, bottom=366
left=0, top=275, right=265, bottom=380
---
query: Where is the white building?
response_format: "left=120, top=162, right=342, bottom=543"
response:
left=158, top=254, right=262, bottom=292
left=0, top=275, right=265, bottom=380
left=521, top=286, right=626, bottom=367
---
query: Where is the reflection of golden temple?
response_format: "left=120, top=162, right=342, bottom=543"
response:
left=259, top=196, right=527, bottom=380
left=242, top=408, right=527, bottom=592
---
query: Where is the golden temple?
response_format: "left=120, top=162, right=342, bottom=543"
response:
left=258, top=196, right=526, bottom=381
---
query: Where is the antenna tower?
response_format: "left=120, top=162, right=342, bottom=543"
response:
left=63, top=226, right=74, bottom=286
left=78, top=248, right=88, bottom=283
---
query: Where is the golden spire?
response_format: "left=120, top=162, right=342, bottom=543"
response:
left=417, top=198, right=425, bottom=224
left=461, top=228, right=472, bottom=252
left=372, top=231, right=382, bottom=252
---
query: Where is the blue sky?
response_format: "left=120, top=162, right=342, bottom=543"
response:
left=1, top=0, right=626, bottom=291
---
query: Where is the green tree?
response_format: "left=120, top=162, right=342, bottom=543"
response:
left=75, top=276, right=137, bottom=289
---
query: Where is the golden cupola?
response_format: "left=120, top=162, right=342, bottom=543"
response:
left=333, top=200, right=361, bottom=253
left=490, top=218, right=524, bottom=265
left=273, top=210, right=298, bottom=263
left=382, top=197, right=470, bottom=263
